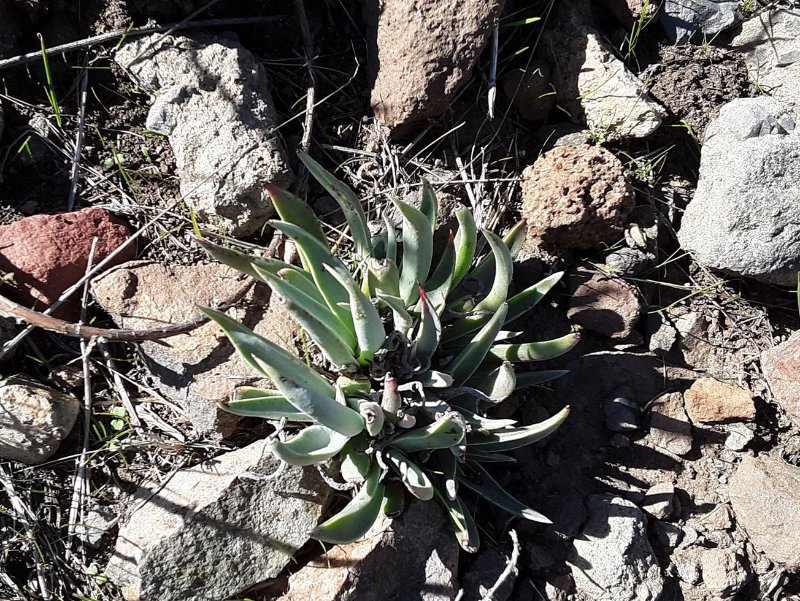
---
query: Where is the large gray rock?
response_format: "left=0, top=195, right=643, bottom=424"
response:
left=0, top=376, right=79, bottom=464
left=660, top=0, right=740, bottom=44
left=115, top=34, right=292, bottom=236
left=367, top=0, right=503, bottom=138
left=677, top=97, right=800, bottom=284
left=730, top=10, right=800, bottom=110
left=728, top=454, right=800, bottom=569
left=543, top=25, right=666, bottom=139
left=106, top=440, right=331, bottom=601
left=568, top=494, right=664, bottom=601
left=280, top=501, right=459, bottom=601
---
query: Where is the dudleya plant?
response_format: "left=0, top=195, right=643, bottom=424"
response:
left=198, top=151, right=578, bottom=552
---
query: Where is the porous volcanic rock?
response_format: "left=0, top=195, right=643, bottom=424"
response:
left=115, top=34, right=293, bottom=236
left=0, top=208, right=135, bottom=318
left=0, top=375, right=80, bottom=464
left=367, top=0, right=504, bottom=138
left=521, top=145, right=634, bottom=250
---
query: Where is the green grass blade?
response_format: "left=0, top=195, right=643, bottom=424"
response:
left=391, top=196, right=433, bottom=305
left=298, top=150, right=372, bottom=259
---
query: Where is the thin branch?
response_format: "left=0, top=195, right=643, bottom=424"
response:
left=480, top=529, right=521, bottom=601
left=66, top=64, right=89, bottom=211
left=0, top=16, right=284, bottom=71
left=293, top=0, right=317, bottom=153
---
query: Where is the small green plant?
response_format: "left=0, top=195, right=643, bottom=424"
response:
left=199, top=151, right=577, bottom=551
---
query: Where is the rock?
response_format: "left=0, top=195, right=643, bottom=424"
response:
left=534, top=124, right=592, bottom=151
left=75, top=506, right=116, bottom=548
left=280, top=501, right=458, bottom=601
left=642, top=482, right=675, bottom=520
left=502, top=60, right=555, bottom=122
left=605, top=247, right=652, bottom=276
left=761, top=331, right=800, bottom=426
left=462, top=548, right=514, bottom=601
left=702, top=504, right=734, bottom=531
left=0, top=208, right=135, bottom=318
left=604, top=388, right=641, bottom=432
left=367, top=0, right=503, bottom=138
left=654, top=520, right=683, bottom=548
left=730, top=9, right=800, bottom=110
left=728, top=454, right=800, bottom=569
left=725, top=424, right=755, bottom=451
left=521, top=145, right=634, bottom=250
left=91, top=261, right=299, bottom=435
left=660, top=0, right=740, bottom=43
left=0, top=375, right=80, bottom=464
left=598, top=0, right=657, bottom=26
left=701, top=548, right=750, bottom=597
left=648, top=392, right=693, bottom=457
left=683, top=378, right=756, bottom=424
left=568, top=494, right=664, bottom=601
left=106, top=440, right=330, bottom=601
left=647, top=314, right=678, bottom=355
left=543, top=25, right=666, bottom=139
left=115, top=34, right=292, bottom=236
left=673, top=548, right=703, bottom=585
left=567, top=270, right=642, bottom=339
left=647, top=45, right=753, bottom=141
left=677, top=97, right=800, bottom=285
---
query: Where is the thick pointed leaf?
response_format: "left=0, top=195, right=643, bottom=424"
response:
left=381, top=480, right=406, bottom=517
left=460, top=461, right=551, bottom=523
left=505, top=271, right=563, bottom=324
left=419, top=179, right=438, bottom=233
left=433, top=449, right=458, bottom=500
left=467, top=361, right=516, bottom=402
left=385, top=448, right=434, bottom=501
left=390, top=411, right=466, bottom=453
left=467, top=405, right=570, bottom=451
left=269, top=220, right=351, bottom=325
left=488, top=333, right=580, bottom=362
left=413, top=287, right=441, bottom=368
left=323, top=264, right=384, bottom=364
left=446, top=303, right=508, bottom=385
left=367, top=258, right=401, bottom=298
left=450, top=208, right=477, bottom=293
left=298, top=150, right=371, bottom=259
left=265, top=183, right=327, bottom=246
left=459, top=220, right=526, bottom=298
left=391, top=196, right=433, bottom=305
left=257, top=268, right=358, bottom=357
left=197, top=238, right=295, bottom=282
left=269, top=425, right=350, bottom=466
left=278, top=267, right=327, bottom=306
left=514, top=370, right=569, bottom=390
left=376, top=293, right=413, bottom=333
left=416, top=370, right=454, bottom=388
left=436, top=490, right=479, bottom=553
left=425, top=233, right=456, bottom=312
left=221, top=387, right=313, bottom=422
left=458, top=407, right=517, bottom=430
left=340, top=436, right=371, bottom=484
left=384, top=214, right=397, bottom=264
left=201, top=307, right=333, bottom=398
left=473, top=230, right=512, bottom=312
left=358, top=401, right=385, bottom=436
left=311, top=463, right=385, bottom=544
left=464, top=449, right=516, bottom=463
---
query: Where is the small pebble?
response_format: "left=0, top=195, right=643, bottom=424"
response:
left=604, top=387, right=641, bottom=432
left=725, top=423, right=755, bottom=451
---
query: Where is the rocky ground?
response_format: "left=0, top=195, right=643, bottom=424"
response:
left=1, top=0, right=800, bottom=600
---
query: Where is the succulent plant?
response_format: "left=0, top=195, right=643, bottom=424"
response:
left=198, top=151, right=578, bottom=551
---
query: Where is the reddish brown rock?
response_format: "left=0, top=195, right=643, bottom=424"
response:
left=761, top=332, right=800, bottom=426
left=567, top=269, right=643, bottom=339
left=683, top=378, right=756, bottom=424
left=367, top=0, right=503, bottom=138
left=0, top=208, right=135, bottom=317
left=521, top=145, right=634, bottom=249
